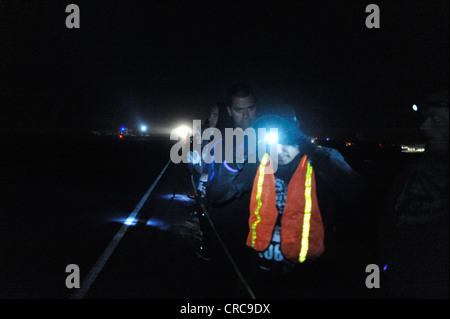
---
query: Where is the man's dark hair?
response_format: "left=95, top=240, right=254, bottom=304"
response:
left=225, top=83, right=254, bottom=106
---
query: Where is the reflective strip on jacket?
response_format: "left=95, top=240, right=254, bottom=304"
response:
left=246, top=153, right=325, bottom=263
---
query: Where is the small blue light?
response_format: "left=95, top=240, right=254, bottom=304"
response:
left=121, top=126, right=126, bottom=131
left=383, top=264, right=388, bottom=271
left=140, top=125, right=147, bottom=132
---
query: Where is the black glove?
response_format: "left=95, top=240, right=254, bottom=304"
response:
left=225, top=154, right=248, bottom=172
left=297, top=131, right=318, bottom=155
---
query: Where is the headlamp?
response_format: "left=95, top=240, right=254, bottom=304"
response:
left=264, top=131, right=279, bottom=145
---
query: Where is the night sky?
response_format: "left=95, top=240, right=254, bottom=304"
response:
left=1, top=0, right=448, bottom=138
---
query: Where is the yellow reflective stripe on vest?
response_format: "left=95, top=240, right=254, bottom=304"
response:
left=299, top=161, right=313, bottom=263
left=251, top=153, right=269, bottom=248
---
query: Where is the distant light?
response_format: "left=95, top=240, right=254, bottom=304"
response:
left=345, top=142, right=352, bottom=147
left=140, top=125, right=147, bottom=132
left=120, top=126, right=126, bottom=131
left=326, top=137, right=330, bottom=141
left=412, top=104, right=418, bottom=112
left=401, top=144, right=426, bottom=153
left=383, top=264, right=388, bottom=271
left=173, top=125, right=192, bottom=139
left=264, top=131, right=278, bottom=145
left=119, top=134, right=123, bottom=139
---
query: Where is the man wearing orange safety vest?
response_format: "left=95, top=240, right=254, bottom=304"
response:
left=247, top=108, right=361, bottom=297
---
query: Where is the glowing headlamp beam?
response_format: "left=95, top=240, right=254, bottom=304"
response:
left=264, top=131, right=279, bottom=145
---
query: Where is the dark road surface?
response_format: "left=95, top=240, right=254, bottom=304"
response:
left=1, top=134, right=420, bottom=300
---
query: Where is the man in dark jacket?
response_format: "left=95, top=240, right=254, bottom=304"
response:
left=198, top=83, right=259, bottom=266
left=379, top=90, right=449, bottom=298
left=245, top=108, right=362, bottom=298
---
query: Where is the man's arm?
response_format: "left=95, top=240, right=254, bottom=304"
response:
left=206, top=160, right=258, bottom=205
left=299, top=137, right=363, bottom=202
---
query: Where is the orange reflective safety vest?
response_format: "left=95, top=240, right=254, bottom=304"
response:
left=246, top=153, right=324, bottom=263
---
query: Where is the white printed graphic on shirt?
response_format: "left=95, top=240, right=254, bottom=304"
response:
left=258, top=177, right=287, bottom=262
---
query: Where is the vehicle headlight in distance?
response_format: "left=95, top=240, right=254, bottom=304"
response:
left=173, top=125, right=192, bottom=139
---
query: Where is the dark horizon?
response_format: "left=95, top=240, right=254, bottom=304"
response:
left=1, top=1, right=448, bottom=139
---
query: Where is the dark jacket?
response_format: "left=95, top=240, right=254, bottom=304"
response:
left=204, top=136, right=259, bottom=261
left=379, top=152, right=449, bottom=298
left=263, top=145, right=362, bottom=265
left=206, top=140, right=361, bottom=262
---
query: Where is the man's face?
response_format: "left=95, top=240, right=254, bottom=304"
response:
left=276, top=143, right=300, bottom=165
left=227, top=95, right=257, bottom=130
left=420, top=107, right=449, bottom=152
